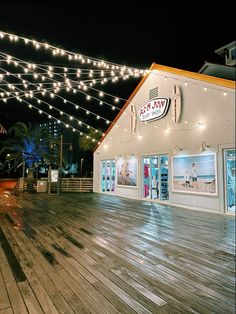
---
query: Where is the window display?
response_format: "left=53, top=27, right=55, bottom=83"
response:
left=172, top=153, right=217, bottom=195
left=143, top=155, right=169, bottom=200
left=224, top=149, right=236, bottom=212
left=117, top=157, right=138, bottom=187
left=101, top=160, right=115, bottom=192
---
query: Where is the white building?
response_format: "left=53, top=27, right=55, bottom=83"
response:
left=93, top=63, right=235, bottom=214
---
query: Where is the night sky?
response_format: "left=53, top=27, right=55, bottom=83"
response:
left=0, top=0, right=235, bottom=130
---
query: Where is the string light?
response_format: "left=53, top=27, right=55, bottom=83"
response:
left=1, top=34, right=233, bottom=150
left=0, top=52, right=125, bottom=112
left=0, top=30, right=145, bottom=74
left=0, top=77, right=104, bottom=135
left=0, top=65, right=112, bottom=125
left=0, top=87, right=100, bottom=142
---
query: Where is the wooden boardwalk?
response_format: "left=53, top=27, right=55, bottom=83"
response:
left=0, top=191, right=235, bottom=313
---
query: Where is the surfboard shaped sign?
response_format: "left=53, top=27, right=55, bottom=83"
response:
left=130, top=103, right=137, bottom=134
left=172, top=84, right=182, bottom=123
left=138, top=97, right=170, bottom=122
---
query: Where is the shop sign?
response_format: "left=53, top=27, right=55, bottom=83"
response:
left=138, top=97, right=170, bottom=122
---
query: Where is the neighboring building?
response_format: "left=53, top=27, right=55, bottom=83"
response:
left=93, top=63, right=235, bottom=214
left=215, top=41, right=236, bottom=67
left=199, top=62, right=235, bottom=81
left=40, top=121, right=62, bottom=139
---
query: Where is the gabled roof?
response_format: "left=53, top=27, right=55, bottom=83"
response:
left=199, top=62, right=236, bottom=81
left=94, top=63, right=235, bottom=152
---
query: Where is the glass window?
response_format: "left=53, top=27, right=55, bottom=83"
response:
left=143, top=158, right=151, bottom=198
left=143, top=155, right=169, bottom=201
left=160, top=156, right=169, bottom=200
left=101, top=161, right=106, bottom=192
left=101, top=160, right=116, bottom=192
left=225, top=149, right=236, bottom=212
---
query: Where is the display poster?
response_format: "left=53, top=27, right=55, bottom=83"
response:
left=117, top=157, right=138, bottom=187
left=172, top=153, right=217, bottom=195
left=51, top=169, right=59, bottom=183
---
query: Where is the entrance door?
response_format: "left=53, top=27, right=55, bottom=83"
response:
left=143, top=155, right=169, bottom=201
left=224, top=149, right=236, bottom=212
left=101, top=160, right=116, bottom=192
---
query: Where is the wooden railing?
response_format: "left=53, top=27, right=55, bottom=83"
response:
left=15, top=177, right=93, bottom=193
left=14, top=178, right=38, bottom=193
left=61, top=178, right=93, bottom=192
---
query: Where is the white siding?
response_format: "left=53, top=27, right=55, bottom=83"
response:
left=94, top=69, right=235, bottom=213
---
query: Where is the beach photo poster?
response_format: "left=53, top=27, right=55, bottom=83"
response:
left=172, top=153, right=217, bottom=195
left=117, top=157, right=138, bottom=187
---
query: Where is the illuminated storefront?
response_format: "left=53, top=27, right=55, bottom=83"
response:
left=93, top=63, right=235, bottom=214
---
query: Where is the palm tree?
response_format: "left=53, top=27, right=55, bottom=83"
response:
left=79, top=130, right=102, bottom=152
left=0, top=122, right=59, bottom=179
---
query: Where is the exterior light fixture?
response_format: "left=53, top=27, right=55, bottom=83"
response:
left=173, top=145, right=183, bottom=154
left=200, top=141, right=210, bottom=152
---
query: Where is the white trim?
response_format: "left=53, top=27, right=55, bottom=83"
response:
left=167, top=201, right=220, bottom=214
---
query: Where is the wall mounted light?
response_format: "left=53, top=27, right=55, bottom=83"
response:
left=173, top=145, right=183, bottom=154
left=200, top=141, right=210, bottom=152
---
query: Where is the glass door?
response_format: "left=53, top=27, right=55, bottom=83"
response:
left=160, top=155, right=169, bottom=200
left=101, top=161, right=106, bottom=192
left=143, top=155, right=169, bottom=201
left=151, top=157, right=158, bottom=199
left=143, top=158, right=151, bottom=198
left=110, top=160, right=116, bottom=192
left=224, top=149, right=236, bottom=212
left=101, top=160, right=116, bottom=192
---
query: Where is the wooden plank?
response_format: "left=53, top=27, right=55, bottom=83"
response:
left=0, top=308, right=13, bottom=314
left=0, top=245, right=7, bottom=263
left=0, top=265, right=11, bottom=311
left=30, top=228, right=120, bottom=314
left=0, top=262, right=28, bottom=314
left=1, top=191, right=235, bottom=314
left=1, top=223, right=60, bottom=314
left=26, top=194, right=235, bottom=312
left=18, top=281, right=44, bottom=314
left=32, top=223, right=153, bottom=314
left=10, top=219, right=107, bottom=314
left=9, top=227, right=75, bottom=314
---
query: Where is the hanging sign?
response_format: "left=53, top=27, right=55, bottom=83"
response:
left=138, top=97, right=170, bottom=122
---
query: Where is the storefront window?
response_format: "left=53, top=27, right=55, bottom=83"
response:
left=101, top=161, right=106, bottom=192
left=143, top=158, right=151, bottom=198
left=224, top=149, right=236, bottom=212
left=160, top=156, right=169, bottom=200
left=143, top=155, right=169, bottom=201
left=101, top=160, right=115, bottom=192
